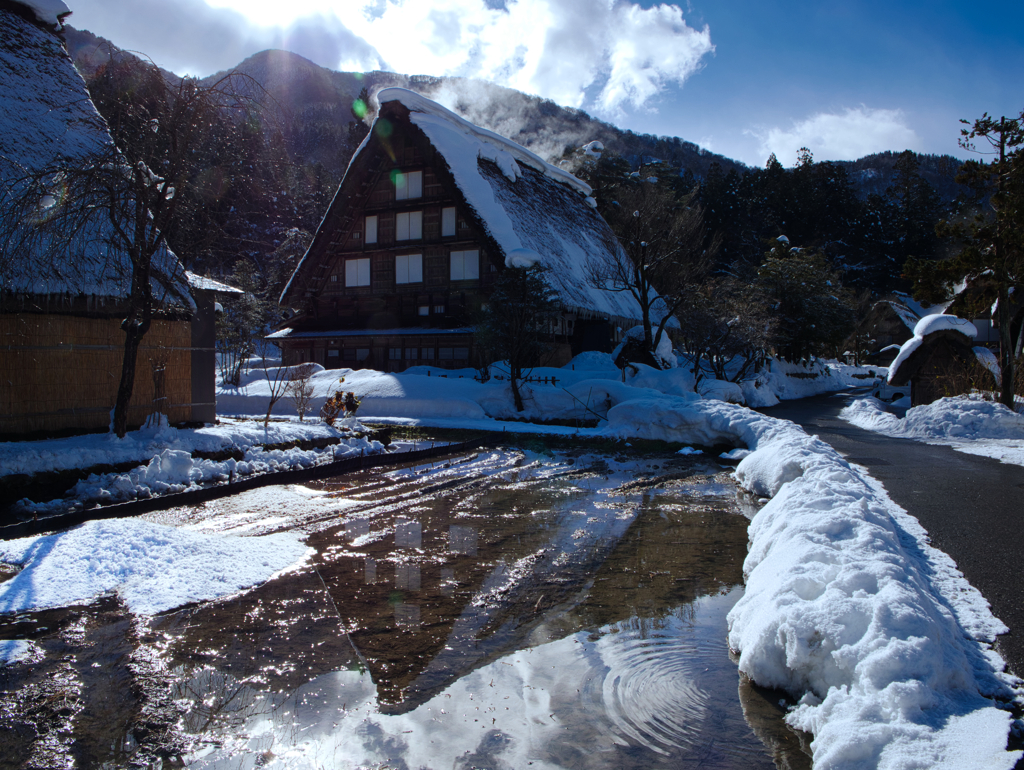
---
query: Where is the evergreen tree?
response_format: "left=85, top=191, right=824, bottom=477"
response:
left=885, top=150, right=941, bottom=268
left=907, top=112, right=1024, bottom=408
left=756, top=242, right=857, bottom=361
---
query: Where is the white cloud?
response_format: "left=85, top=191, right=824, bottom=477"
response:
left=126, top=0, right=713, bottom=116
left=753, top=107, right=921, bottom=166
left=342, top=0, right=713, bottom=116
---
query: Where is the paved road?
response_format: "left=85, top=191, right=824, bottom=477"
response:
left=759, top=390, right=1024, bottom=680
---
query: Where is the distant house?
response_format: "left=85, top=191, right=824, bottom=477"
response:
left=0, top=2, right=220, bottom=435
left=276, top=88, right=644, bottom=372
left=945, top=276, right=1023, bottom=349
left=846, top=297, right=920, bottom=366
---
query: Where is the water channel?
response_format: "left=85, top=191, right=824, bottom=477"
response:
left=0, top=439, right=812, bottom=769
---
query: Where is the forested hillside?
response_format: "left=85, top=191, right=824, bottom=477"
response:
left=63, top=26, right=964, bottom=299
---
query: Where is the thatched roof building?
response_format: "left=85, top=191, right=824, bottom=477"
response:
left=888, top=314, right=997, bottom=406
left=846, top=296, right=920, bottom=365
left=0, top=1, right=191, bottom=313
left=276, top=88, right=643, bottom=372
left=0, top=1, right=210, bottom=434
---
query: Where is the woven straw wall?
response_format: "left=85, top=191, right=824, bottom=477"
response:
left=0, top=314, right=193, bottom=434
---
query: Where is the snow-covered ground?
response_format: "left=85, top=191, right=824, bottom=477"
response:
left=217, top=352, right=879, bottom=424
left=842, top=394, right=1024, bottom=468
left=1, top=351, right=1020, bottom=768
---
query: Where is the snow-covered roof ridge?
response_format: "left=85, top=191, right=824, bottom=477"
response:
left=376, top=88, right=593, bottom=198
left=12, top=0, right=70, bottom=28
left=914, top=313, right=977, bottom=339
left=186, top=271, right=244, bottom=294
left=884, top=299, right=920, bottom=331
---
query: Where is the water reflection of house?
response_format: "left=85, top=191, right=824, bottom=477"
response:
left=275, top=88, right=644, bottom=372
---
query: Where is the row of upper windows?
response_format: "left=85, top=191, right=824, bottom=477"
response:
left=363, top=207, right=459, bottom=244
left=333, top=249, right=480, bottom=287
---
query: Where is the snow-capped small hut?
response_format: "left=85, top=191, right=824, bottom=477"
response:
left=0, top=1, right=216, bottom=435
left=276, top=88, right=644, bottom=372
left=887, top=315, right=998, bottom=406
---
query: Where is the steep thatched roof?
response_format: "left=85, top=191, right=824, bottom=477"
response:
left=0, top=2, right=191, bottom=309
left=282, top=88, right=644, bottom=324
left=887, top=315, right=978, bottom=386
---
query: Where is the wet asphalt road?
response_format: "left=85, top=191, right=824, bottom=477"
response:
left=759, top=390, right=1024, bottom=680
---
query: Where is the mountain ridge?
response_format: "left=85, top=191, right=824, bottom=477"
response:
left=64, top=29, right=960, bottom=202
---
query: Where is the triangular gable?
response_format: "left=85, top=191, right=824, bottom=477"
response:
left=282, top=88, right=643, bottom=324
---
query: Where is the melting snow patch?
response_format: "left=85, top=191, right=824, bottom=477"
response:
left=0, top=519, right=311, bottom=616
left=0, top=639, right=43, bottom=667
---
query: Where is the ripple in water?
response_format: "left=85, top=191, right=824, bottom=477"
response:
left=589, top=614, right=712, bottom=755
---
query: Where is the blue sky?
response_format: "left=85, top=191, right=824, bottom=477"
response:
left=64, top=0, right=1023, bottom=168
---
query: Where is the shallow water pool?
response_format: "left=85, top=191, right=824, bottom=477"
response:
left=0, top=442, right=812, bottom=769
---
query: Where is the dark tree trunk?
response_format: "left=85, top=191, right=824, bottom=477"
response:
left=510, top=364, right=525, bottom=412
left=113, top=317, right=151, bottom=438
left=998, top=284, right=1015, bottom=409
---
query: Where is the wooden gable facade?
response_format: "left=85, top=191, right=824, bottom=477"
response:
left=277, top=96, right=626, bottom=373
left=278, top=101, right=502, bottom=372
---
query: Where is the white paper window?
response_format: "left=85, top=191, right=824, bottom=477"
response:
left=442, top=207, right=457, bottom=237
left=395, top=170, right=423, bottom=200
left=395, top=253, right=422, bottom=284
left=450, top=249, right=480, bottom=281
left=365, top=215, right=377, bottom=244
left=345, top=257, right=370, bottom=287
left=396, top=211, right=422, bottom=241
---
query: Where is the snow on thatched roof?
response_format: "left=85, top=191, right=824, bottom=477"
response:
left=0, top=6, right=191, bottom=309
left=888, top=314, right=978, bottom=385
left=282, top=88, right=642, bottom=323
left=186, top=272, right=243, bottom=295
left=18, top=0, right=69, bottom=27
left=380, top=88, right=639, bottom=321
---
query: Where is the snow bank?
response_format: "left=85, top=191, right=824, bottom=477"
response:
left=217, top=355, right=876, bottom=430
left=3, top=411, right=383, bottom=514
left=841, top=395, right=1024, bottom=469
left=602, top=397, right=1019, bottom=768
left=0, top=411, right=376, bottom=480
left=843, top=395, right=1024, bottom=442
left=0, top=519, right=311, bottom=615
